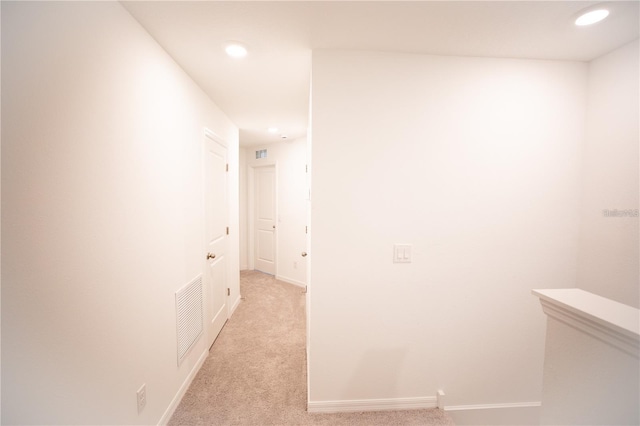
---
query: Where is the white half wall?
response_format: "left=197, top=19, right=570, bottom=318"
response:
left=244, top=139, right=308, bottom=286
left=309, top=50, right=587, bottom=415
left=1, top=2, right=239, bottom=424
left=533, top=288, right=639, bottom=425
left=578, top=39, right=639, bottom=308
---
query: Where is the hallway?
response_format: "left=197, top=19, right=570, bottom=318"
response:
left=169, top=271, right=454, bottom=425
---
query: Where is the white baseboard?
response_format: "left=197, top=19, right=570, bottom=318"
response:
left=444, top=401, right=541, bottom=425
left=307, top=396, right=437, bottom=413
left=240, top=264, right=249, bottom=271
left=276, top=274, right=306, bottom=288
left=158, top=348, right=209, bottom=425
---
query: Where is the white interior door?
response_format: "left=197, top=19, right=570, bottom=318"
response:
left=254, top=166, right=276, bottom=275
left=204, top=131, right=228, bottom=348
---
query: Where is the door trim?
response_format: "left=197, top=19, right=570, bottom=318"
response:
left=247, top=162, right=278, bottom=274
left=204, top=128, right=228, bottom=148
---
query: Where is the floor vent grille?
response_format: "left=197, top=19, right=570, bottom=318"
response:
left=175, top=275, right=203, bottom=365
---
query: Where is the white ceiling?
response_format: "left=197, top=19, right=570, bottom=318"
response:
left=122, top=1, right=639, bottom=147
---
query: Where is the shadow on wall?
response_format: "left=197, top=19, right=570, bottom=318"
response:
left=344, top=348, right=407, bottom=400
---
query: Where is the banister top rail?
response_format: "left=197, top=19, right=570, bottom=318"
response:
left=533, top=288, right=639, bottom=356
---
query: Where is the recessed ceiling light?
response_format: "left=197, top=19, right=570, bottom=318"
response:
left=225, top=43, right=247, bottom=58
left=268, top=127, right=279, bottom=133
left=575, top=9, right=609, bottom=26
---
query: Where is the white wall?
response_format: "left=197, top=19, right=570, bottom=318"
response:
left=244, top=139, right=308, bottom=286
left=578, top=40, right=639, bottom=308
left=309, top=50, right=587, bottom=417
left=1, top=2, right=239, bottom=424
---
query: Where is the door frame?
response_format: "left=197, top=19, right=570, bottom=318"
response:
left=247, top=162, right=278, bottom=274
left=202, top=128, right=230, bottom=347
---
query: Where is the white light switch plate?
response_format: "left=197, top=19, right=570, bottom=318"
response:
left=393, top=244, right=412, bottom=263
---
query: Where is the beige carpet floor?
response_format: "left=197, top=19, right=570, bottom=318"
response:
left=169, top=270, right=454, bottom=426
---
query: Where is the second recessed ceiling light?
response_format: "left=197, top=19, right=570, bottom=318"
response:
left=225, top=43, right=247, bottom=58
left=575, top=9, right=609, bottom=26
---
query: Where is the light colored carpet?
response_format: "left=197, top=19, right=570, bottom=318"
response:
left=169, top=270, right=455, bottom=426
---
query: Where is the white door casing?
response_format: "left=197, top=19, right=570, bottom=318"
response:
left=203, top=129, right=229, bottom=348
left=254, top=166, right=276, bottom=275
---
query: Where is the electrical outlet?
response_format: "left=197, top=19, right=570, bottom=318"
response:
left=137, top=384, right=147, bottom=413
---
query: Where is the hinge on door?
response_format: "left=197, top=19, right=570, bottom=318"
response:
left=227, top=288, right=230, bottom=296
left=226, top=226, right=229, bottom=235
left=305, top=164, right=308, bottom=173
left=305, top=226, right=308, bottom=234
left=226, top=163, right=229, bottom=172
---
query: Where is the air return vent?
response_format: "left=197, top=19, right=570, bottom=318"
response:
left=175, top=275, right=203, bottom=365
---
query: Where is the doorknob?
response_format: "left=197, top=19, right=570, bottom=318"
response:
left=207, top=253, right=216, bottom=260
left=301, top=252, right=307, bottom=257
